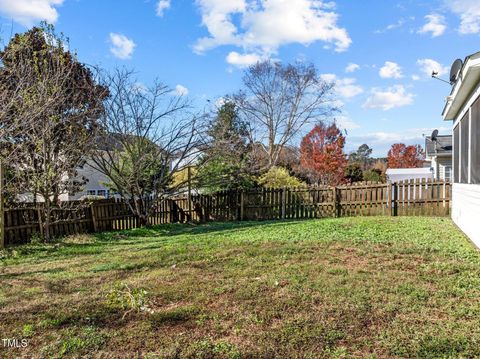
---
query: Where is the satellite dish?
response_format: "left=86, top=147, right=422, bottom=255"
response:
left=431, top=129, right=439, bottom=142
left=450, top=59, right=463, bottom=84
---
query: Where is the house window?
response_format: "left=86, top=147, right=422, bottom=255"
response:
left=87, top=190, right=96, bottom=196
left=441, top=165, right=452, bottom=182
left=454, top=124, right=460, bottom=183
left=460, top=112, right=469, bottom=183
left=97, top=190, right=107, bottom=198
left=472, top=96, right=480, bottom=184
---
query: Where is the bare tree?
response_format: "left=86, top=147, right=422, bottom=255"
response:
left=0, top=25, right=107, bottom=241
left=91, top=69, right=204, bottom=227
left=232, top=61, right=337, bottom=170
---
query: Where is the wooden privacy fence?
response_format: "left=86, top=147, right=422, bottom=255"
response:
left=2, top=198, right=191, bottom=246
left=1, top=179, right=451, bottom=246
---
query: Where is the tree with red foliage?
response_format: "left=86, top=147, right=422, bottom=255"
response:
left=387, top=143, right=425, bottom=168
left=299, top=122, right=347, bottom=185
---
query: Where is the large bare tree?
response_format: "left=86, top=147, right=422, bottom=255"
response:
left=91, top=69, right=204, bottom=226
left=0, top=24, right=107, bottom=241
left=233, top=61, right=337, bottom=170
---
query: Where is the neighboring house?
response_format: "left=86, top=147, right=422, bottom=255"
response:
left=425, top=135, right=452, bottom=181
left=16, top=133, right=176, bottom=202
left=17, top=160, right=113, bottom=202
left=17, top=158, right=115, bottom=202
left=17, top=136, right=120, bottom=202
left=386, top=168, right=434, bottom=183
left=63, top=158, right=113, bottom=201
left=442, top=51, right=480, bottom=247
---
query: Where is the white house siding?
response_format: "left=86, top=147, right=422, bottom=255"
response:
left=452, top=184, right=480, bottom=247
left=68, top=160, right=112, bottom=200
left=437, top=157, right=452, bottom=181
left=428, top=156, right=452, bottom=181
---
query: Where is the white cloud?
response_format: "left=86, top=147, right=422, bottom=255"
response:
left=133, top=82, right=148, bottom=93
left=226, top=51, right=261, bottom=67
left=412, top=74, right=421, bottom=81
left=417, top=58, right=448, bottom=77
left=109, top=33, right=136, bottom=60
left=379, top=61, right=403, bottom=79
left=0, top=0, right=63, bottom=26
left=418, top=14, right=447, bottom=37
left=194, top=0, right=351, bottom=61
left=156, top=0, right=171, bottom=17
left=321, top=74, right=363, bottom=99
left=348, top=126, right=451, bottom=155
left=445, top=0, right=480, bottom=34
left=363, top=85, right=414, bottom=111
left=345, top=63, right=360, bottom=73
left=334, top=115, right=360, bottom=131
left=374, top=17, right=414, bottom=34
left=175, top=84, right=189, bottom=96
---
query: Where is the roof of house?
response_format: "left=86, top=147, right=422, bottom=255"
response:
left=385, top=168, right=434, bottom=182
left=386, top=168, right=433, bottom=175
left=442, top=51, right=480, bottom=121
left=425, top=135, right=452, bottom=156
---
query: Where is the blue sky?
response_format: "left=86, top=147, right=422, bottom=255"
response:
left=0, top=0, right=479, bottom=156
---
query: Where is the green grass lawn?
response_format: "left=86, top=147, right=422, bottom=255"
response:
left=1, top=217, right=479, bottom=358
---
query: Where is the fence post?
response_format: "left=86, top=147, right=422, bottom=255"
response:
left=387, top=182, right=391, bottom=216
left=239, top=191, right=245, bottom=221
left=336, top=187, right=341, bottom=218
left=442, top=181, right=446, bottom=213
left=332, top=187, right=337, bottom=218
left=0, top=160, right=4, bottom=249
left=281, top=187, right=286, bottom=219
left=187, top=166, right=192, bottom=222
left=392, top=182, right=398, bottom=217
left=91, top=203, right=98, bottom=232
left=37, top=207, right=44, bottom=239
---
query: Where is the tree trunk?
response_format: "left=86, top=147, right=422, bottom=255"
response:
left=134, top=198, right=151, bottom=227
left=268, top=137, right=275, bottom=169
left=44, top=198, right=51, bottom=242
left=138, top=214, right=150, bottom=227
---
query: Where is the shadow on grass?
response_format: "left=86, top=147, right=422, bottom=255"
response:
left=92, top=219, right=308, bottom=245
left=0, top=267, right=66, bottom=280
left=0, top=219, right=309, bottom=262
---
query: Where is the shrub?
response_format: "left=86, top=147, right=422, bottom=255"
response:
left=257, top=167, right=306, bottom=189
left=106, top=283, right=153, bottom=319
left=363, top=169, right=385, bottom=183
left=344, top=163, right=363, bottom=183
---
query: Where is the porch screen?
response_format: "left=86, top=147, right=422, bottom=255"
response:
left=460, top=112, right=469, bottom=183
left=453, top=122, right=460, bottom=183
left=472, top=96, right=480, bottom=184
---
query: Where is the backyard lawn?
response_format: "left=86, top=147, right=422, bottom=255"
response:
left=1, top=217, right=480, bottom=358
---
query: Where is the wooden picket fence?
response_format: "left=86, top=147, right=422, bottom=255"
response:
left=1, top=179, right=451, bottom=246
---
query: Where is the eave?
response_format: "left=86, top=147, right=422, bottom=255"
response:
left=442, top=52, right=480, bottom=121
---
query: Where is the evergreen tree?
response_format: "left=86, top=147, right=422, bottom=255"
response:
left=197, top=102, right=255, bottom=192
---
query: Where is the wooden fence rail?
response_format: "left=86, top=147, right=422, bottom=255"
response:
left=1, top=179, right=451, bottom=246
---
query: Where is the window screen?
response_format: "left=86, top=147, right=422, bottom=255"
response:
left=460, top=112, right=469, bottom=183
left=454, top=123, right=460, bottom=183
left=472, top=96, right=480, bottom=184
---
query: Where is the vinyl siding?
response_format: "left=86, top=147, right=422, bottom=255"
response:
left=452, top=183, right=480, bottom=248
